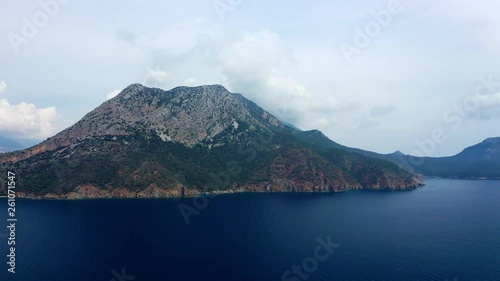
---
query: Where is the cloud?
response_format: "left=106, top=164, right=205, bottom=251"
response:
left=467, top=93, right=500, bottom=120
left=214, top=29, right=343, bottom=129
left=355, top=105, right=396, bottom=130
left=0, top=99, right=57, bottom=139
left=0, top=1, right=498, bottom=157
left=0, top=81, right=6, bottom=94
left=100, top=22, right=495, bottom=156
left=115, top=28, right=140, bottom=44
left=106, top=89, right=122, bottom=100
left=122, top=27, right=319, bottom=126
left=142, top=68, right=169, bottom=87
left=358, top=119, right=381, bottom=129
left=184, top=77, right=198, bottom=86
left=370, top=105, right=396, bottom=117
left=108, top=25, right=361, bottom=130
left=478, top=93, right=500, bottom=107
left=131, top=27, right=363, bottom=130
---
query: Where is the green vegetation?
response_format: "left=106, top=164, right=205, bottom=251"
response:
left=0, top=128, right=420, bottom=196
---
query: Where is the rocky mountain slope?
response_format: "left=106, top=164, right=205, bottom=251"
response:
left=0, top=84, right=422, bottom=198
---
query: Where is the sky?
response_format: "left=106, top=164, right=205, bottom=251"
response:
left=0, top=0, right=499, bottom=157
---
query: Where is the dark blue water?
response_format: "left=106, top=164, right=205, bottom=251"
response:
left=0, top=179, right=499, bottom=281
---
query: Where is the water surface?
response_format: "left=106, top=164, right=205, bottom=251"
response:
left=0, top=179, right=499, bottom=281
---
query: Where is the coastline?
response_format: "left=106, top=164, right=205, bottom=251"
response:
left=10, top=177, right=500, bottom=201
left=2, top=184, right=424, bottom=200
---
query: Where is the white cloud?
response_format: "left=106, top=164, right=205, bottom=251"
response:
left=106, top=89, right=122, bottom=100
left=479, top=93, right=500, bottom=107
left=142, top=68, right=169, bottom=87
left=214, top=29, right=345, bottom=129
left=184, top=77, right=198, bottom=86
left=133, top=28, right=359, bottom=131
left=467, top=93, right=500, bottom=120
left=0, top=99, right=57, bottom=139
left=0, top=81, right=6, bottom=94
left=149, top=69, right=168, bottom=84
left=106, top=26, right=355, bottom=130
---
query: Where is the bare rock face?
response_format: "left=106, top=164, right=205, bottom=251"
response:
left=0, top=84, right=282, bottom=164
left=0, top=84, right=422, bottom=198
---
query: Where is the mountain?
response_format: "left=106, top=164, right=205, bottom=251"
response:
left=296, top=130, right=500, bottom=179
left=0, top=84, right=422, bottom=199
left=393, top=138, right=500, bottom=179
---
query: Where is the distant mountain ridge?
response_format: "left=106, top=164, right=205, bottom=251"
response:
left=0, top=136, right=41, bottom=153
left=296, top=131, right=500, bottom=179
left=0, top=136, right=24, bottom=153
left=399, top=137, right=500, bottom=179
left=0, top=84, right=421, bottom=199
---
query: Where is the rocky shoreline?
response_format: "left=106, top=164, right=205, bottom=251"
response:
left=7, top=181, right=423, bottom=200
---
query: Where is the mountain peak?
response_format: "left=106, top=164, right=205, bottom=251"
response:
left=0, top=84, right=287, bottom=165
left=201, top=84, right=229, bottom=92
left=393, top=150, right=405, bottom=156
left=124, top=83, right=144, bottom=89
left=170, top=84, right=230, bottom=94
left=117, top=83, right=145, bottom=100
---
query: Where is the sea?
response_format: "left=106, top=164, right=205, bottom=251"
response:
left=0, top=179, right=499, bottom=281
